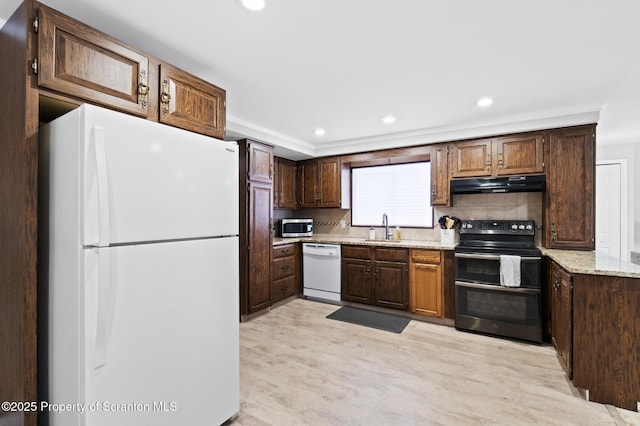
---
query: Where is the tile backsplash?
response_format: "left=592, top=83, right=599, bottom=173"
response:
left=277, top=192, right=543, bottom=245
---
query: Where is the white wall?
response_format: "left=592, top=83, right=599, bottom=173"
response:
left=597, top=69, right=640, bottom=253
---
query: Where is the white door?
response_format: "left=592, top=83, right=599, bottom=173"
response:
left=596, top=162, right=623, bottom=259
left=53, top=237, right=239, bottom=426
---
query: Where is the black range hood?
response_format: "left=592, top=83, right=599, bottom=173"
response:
left=450, top=174, right=545, bottom=194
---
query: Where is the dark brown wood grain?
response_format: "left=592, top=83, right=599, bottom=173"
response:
left=572, top=274, right=640, bottom=411
left=0, top=2, right=40, bottom=425
left=298, top=157, right=342, bottom=208
left=449, top=138, right=493, bottom=178
left=494, top=133, right=544, bottom=175
left=373, top=260, right=409, bottom=310
left=543, top=125, right=595, bottom=249
left=271, top=243, right=299, bottom=303
left=158, top=62, right=226, bottom=139
left=273, top=157, right=298, bottom=209
left=430, top=144, right=450, bottom=206
left=341, top=255, right=372, bottom=304
left=238, top=140, right=274, bottom=317
left=442, top=250, right=455, bottom=320
left=374, top=247, right=409, bottom=263
left=38, top=4, right=151, bottom=118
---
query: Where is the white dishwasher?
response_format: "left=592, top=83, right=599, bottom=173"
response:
left=302, top=243, right=341, bottom=303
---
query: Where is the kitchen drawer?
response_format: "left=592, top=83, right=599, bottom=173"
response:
left=411, top=250, right=441, bottom=264
left=271, top=275, right=297, bottom=301
left=375, top=247, right=408, bottom=263
left=272, top=255, right=296, bottom=280
left=273, top=243, right=296, bottom=259
left=342, top=245, right=371, bottom=260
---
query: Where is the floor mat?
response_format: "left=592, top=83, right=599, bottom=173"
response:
left=326, top=306, right=410, bottom=333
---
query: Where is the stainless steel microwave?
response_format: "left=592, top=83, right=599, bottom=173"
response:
left=281, top=218, right=313, bottom=237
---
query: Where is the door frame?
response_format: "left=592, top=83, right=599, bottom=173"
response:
left=596, top=159, right=629, bottom=260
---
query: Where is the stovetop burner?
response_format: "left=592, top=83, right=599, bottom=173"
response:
left=456, top=220, right=539, bottom=256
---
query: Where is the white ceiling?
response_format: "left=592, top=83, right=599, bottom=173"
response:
left=2, top=1, right=640, bottom=160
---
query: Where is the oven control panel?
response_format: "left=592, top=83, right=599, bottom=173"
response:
left=460, top=220, right=535, bottom=235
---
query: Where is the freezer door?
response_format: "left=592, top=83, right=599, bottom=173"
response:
left=48, top=237, right=239, bottom=426
left=75, top=104, right=238, bottom=246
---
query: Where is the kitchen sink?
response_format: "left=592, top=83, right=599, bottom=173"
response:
left=363, top=238, right=403, bottom=243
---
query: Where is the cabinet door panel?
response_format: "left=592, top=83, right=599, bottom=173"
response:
left=495, top=134, right=544, bottom=175
left=341, top=258, right=371, bottom=303
left=450, top=139, right=493, bottom=178
left=319, top=158, right=341, bottom=207
left=545, top=126, right=595, bottom=249
left=430, top=144, right=450, bottom=206
left=247, top=142, right=274, bottom=184
left=38, top=5, right=151, bottom=117
left=410, top=262, right=442, bottom=317
left=299, top=160, right=319, bottom=207
left=374, top=261, right=408, bottom=310
left=158, top=63, right=225, bottom=138
left=279, top=159, right=298, bottom=209
left=247, top=182, right=272, bottom=313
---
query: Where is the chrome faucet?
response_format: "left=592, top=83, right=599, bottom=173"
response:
left=382, top=213, right=392, bottom=240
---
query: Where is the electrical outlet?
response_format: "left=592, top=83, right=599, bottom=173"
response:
left=339, top=220, right=346, bottom=228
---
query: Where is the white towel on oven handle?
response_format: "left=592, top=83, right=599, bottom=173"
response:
left=500, top=255, right=521, bottom=287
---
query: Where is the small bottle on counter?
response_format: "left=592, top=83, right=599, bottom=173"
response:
left=369, top=226, right=376, bottom=240
left=394, top=226, right=401, bottom=241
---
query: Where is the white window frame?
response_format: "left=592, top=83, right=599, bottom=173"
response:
left=351, top=161, right=433, bottom=228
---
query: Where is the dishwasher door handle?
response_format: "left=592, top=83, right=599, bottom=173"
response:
left=303, top=244, right=340, bottom=257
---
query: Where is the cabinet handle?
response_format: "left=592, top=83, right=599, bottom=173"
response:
left=281, top=265, right=289, bottom=270
left=160, top=79, right=172, bottom=115
left=486, top=154, right=492, bottom=171
left=550, top=223, right=558, bottom=242
left=497, top=152, right=504, bottom=169
left=137, top=69, right=149, bottom=108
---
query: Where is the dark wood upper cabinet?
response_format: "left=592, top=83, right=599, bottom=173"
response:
left=299, top=157, right=342, bottom=208
left=430, top=143, right=450, bottom=206
left=38, top=4, right=153, bottom=118
left=37, top=4, right=225, bottom=138
left=449, top=134, right=544, bottom=178
left=274, top=157, right=298, bottom=209
left=449, top=138, right=493, bottom=178
left=158, top=63, right=226, bottom=139
left=494, top=133, right=544, bottom=175
left=247, top=141, right=274, bottom=184
left=543, top=125, right=595, bottom=249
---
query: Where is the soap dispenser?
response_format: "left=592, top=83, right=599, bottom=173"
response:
left=394, top=226, right=401, bottom=241
left=369, top=226, right=375, bottom=240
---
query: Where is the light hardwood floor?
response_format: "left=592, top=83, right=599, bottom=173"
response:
left=232, top=298, right=640, bottom=426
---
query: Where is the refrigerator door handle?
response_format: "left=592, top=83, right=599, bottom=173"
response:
left=94, top=248, right=111, bottom=369
left=92, top=126, right=111, bottom=247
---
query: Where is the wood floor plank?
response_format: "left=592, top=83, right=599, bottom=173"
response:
left=232, top=299, right=639, bottom=425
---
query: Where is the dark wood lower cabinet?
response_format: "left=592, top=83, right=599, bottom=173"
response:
left=271, top=244, right=300, bottom=303
left=547, top=257, right=640, bottom=412
left=341, top=245, right=409, bottom=311
left=550, top=260, right=573, bottom=378
left=572, top=274, right=640, bottom=411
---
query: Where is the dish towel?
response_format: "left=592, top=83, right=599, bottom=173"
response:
left=500, top=255, right=521, bottom=287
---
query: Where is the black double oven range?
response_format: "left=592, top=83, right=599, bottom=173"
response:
left=454, top=220, right=542, bottom=343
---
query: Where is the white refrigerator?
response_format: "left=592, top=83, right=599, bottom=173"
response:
left=39, top=104, right=239, bottom=426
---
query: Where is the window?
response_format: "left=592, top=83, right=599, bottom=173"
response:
left=351, top=162, right=433, bottom=227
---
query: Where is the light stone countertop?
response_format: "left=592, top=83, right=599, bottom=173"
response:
left=273, top=235, right=640, bottom=278
left=273, top=234, right=456, bottom=251
left=541, top=248, right=640, bottom=279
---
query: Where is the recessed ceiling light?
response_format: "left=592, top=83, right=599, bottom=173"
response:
left=314, top=128, right=326, bottom=136
left=239, top=0, right=266, bottom=11
left=381, top=116, right=397, bottom=124
left=477, top=97, right=494, bottom=107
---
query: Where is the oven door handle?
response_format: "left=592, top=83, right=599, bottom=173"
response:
left=455, top=280, right=541, bottom=294
left=454, top=253, right=541, bottom=261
